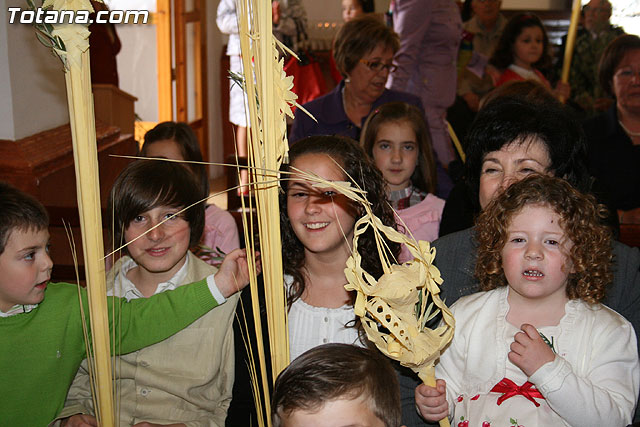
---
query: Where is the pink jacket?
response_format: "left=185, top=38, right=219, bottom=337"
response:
left=396, top=194, right=445, bottom=263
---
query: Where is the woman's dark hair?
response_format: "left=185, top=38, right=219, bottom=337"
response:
left=490, top=13, right=551, bottom=71
left=360, top=102, right=437, bottom=194
left=464, top=96, right=589, bottom=203
left=598, top=34, right=640, bottom=98
left=141, top=121, right=209, bottom=198
left=475, top=174, right=612, bottom=304
left=108, top=160, right=205, bottom=254
left=333, top=15, right=400, bottom=77
left=280, top=135, right=399, bottom=307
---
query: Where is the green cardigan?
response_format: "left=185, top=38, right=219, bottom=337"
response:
left=0, top=278, right=218, bottom=426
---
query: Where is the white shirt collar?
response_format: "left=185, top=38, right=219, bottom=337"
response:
left=112, top=255, right=190, bottom=301
left=508, top=64, right=541, bottom=83
left=0, top=303, right=38, bottom=317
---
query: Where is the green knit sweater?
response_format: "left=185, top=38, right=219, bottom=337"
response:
left=0, top=279, right=218, bottom=426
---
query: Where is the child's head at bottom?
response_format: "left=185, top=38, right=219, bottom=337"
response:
left=0, top=182, right=52, bottom=311
left=474, top=174, right=612, bottom=304
left=272, top=343, right=401, bottom=427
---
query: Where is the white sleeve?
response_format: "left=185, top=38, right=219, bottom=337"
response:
left=529, top=317, right=639, bottom=426
left=216, top=0, right=239, bottom=35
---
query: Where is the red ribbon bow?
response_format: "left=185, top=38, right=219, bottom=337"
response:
left=490, top=378, right=545, bottom=407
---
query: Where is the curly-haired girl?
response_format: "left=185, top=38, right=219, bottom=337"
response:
left=416, top=174, right=639, bottom=427
left=280, top=135, right=399, bottom=361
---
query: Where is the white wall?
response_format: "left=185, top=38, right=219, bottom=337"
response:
left=207, top=1, right=224, bottom=178
left=1, top=0, right=69, bottom=141
left=115, top=23, right=158, bottom=122
left=0, top=7, right=15, bottom=140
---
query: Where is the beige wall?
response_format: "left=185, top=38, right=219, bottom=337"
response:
left=0, top=0, right=69, bottom=141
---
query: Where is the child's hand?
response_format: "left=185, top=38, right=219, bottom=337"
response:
left=214, top=248, right=261, bottom=298
left=415, top=379, right=449, bottom=422
left=509, top=323, right=555, bottom=377
left=61, top=414, right=98, bottom=427
left=554, top=81, right=571, bottom=102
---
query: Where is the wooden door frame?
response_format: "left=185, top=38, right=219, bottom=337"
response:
left=155, top=0, right=209, bottom=162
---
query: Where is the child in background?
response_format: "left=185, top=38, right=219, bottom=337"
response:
left=0, top=182, right=251, bottom=426
left=281, top=135, right=399, bottom=361
left=58, top=161, right=241, bottom=426
left=272, top=343, right=403, bottom=427
left=416, top=175, right=639, bottom=426
left=490, top=13, right=570, bottom=101
left=341, top=0, right=373, bottom=22
left=361, top=102, right=444, bottom=262
left=141, top=121, right=240, bottom=265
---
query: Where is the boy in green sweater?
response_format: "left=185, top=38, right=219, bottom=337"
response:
left=0, top=182, right=253, bottom=426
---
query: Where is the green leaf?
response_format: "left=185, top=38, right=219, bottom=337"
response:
left=35, top=31, right=54, bottom=48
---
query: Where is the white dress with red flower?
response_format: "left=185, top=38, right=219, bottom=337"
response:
left=436, top=286, right=639, bottom=427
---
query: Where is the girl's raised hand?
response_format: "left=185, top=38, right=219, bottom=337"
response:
left=415, top=379, right=449, bottom=422
left=509, top=323, right=555, bottom=377
left=214, top=248, right=261, bottom=298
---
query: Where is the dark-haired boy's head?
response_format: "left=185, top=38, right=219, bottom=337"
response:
left=0, top=182, right=49, bottom=255
left=0, top=182, right=52, bottom=311
left=272, top=343, right=402, bottom=427
left=108, top=160, right=204, bottom=253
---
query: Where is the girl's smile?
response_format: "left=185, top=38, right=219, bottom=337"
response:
left=287, top=153, right=356, bottom=259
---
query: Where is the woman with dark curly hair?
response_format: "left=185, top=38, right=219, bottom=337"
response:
left=280, top=135, right=399, bottom=361
left=416, top=174, right=639, bottom=427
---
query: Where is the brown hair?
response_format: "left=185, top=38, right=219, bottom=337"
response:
left=333, top=15, right=399, bottom=77
left=598, top=34, right=640, bottom=98
left=475, top=174, right=612, bottom=304
left=280, top=136, right=399, bottom=309
left=272, top=343, right=401, bottom=427
left=108, top=160, right=205, bottom=255
left=0, top=182, right=49, bottom=255
left=140, top=121, right=209, bottom=199
left=480, top=80, right=558, bottom=110
left=360, top=101, right=437, bottom=194
left=490, top=13, right=552, bottom=71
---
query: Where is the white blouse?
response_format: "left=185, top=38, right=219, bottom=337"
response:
left=286, top=275, right=362, bottom=361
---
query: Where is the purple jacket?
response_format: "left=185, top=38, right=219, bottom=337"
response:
left=386, top=0, right=462, bottom=110
left=289, top=80, right=423, bottom=143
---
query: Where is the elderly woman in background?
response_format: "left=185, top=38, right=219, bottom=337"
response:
left=290, top=15, right=421, bottom=143
left=584, top=34, right=640, bottom=214
left=290, top=15, right=453, bottom=197
left=289, top=15, right=423, bottom=142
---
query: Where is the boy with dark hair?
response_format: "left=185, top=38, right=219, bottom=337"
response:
left=0, top=181, right=252, bottom=425
left=272, top=343, right=404, bottom=427
left=59, top=160, right=239, bottom=425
